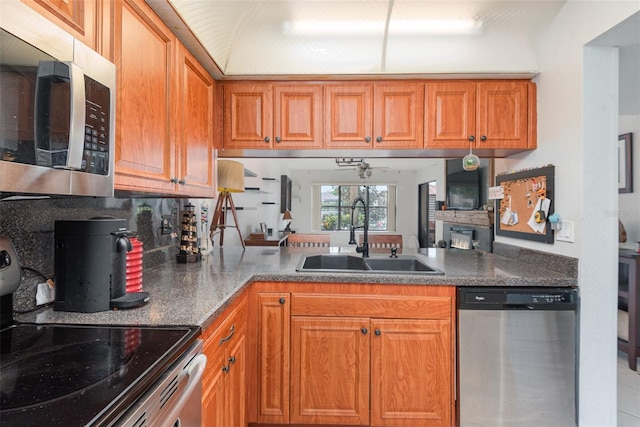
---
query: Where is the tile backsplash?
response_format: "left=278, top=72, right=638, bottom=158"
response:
left=0, top=196, right=196, bottom=311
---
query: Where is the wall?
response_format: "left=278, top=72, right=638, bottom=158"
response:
left=493, top=3, right=640, bottom=426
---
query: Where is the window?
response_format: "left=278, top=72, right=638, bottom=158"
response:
left=313, top=185, right=396, bottom=231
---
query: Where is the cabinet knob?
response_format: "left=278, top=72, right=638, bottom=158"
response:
left=228, top=355, right=236, bottom=364
left=361, top=327, right=368, bottom=335
left=468, top=135, right=475, bottom=142
left=374, top=329, right=381, bottom=336
left=365, top=136, right=371, bottom=143
left=376, top=136, right=383, bottom=142
left=480, top=135, right=487, bottom=141
left=170, top=178, right=178, bottom=184
left=275, top=136, right=281, bottom=143
left=279, top=297, right=286, bottom=304
left=178, top=179, right=186, bottom=185
left=264, top=136, right=270, bottom=143
left=222, top=365, right=229, bottom=373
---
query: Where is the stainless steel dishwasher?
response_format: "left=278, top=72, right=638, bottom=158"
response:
left=457, top=287, right=578, bottom=427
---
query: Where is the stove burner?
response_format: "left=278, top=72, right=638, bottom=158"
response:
left=1, top=340, right=132, bottom=409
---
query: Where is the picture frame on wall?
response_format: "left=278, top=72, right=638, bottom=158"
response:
left=618, top=133, right=633, bottom=193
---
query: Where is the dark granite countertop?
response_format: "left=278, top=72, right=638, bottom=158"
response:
left=16, top=247, right=577, bottom=330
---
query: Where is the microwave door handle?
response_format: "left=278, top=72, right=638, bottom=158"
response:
left=34, top=61, right=85, bottom=170
left=66, top=62, right=85, bottom=171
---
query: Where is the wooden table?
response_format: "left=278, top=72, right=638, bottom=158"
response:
left=244, top=233, right=289, bottom=247
left=619, top=250, right=639, bottom=370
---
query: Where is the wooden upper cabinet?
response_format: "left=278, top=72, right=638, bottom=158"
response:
left=324, top=84, right=373, bottom=149
left=477, top=81, right=531, bottom=149
left=425, top=80, right=534, bottom=150
left=324, top=82, right=424, bottom=149
left=112, top=0, right=215, bottom=196
left=273, top=84, right=323, bottom=149
left=23, top=0, right=96, bottom=49
left=112, top=0, right=176, bottom=193
left=223, top=83, right=273, bottom=149
left=176, top=44, right=216, bottom=196
left=425, top=81, right=476, bottom=149
left=373, top=83, right=424, bottom=149
left=223, top=83, right=322, bottom=150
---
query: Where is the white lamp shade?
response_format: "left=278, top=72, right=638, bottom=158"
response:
left=217, top=160, right=245, bottom=192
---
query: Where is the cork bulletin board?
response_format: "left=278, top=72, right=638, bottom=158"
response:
left=495, top=165, right=555, bottom=243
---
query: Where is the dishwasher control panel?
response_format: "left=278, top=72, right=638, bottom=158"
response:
left=459, top=287, right=578, bottom=310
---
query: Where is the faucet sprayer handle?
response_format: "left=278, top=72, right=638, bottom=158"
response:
left=348, top=226, right=357, bottom=245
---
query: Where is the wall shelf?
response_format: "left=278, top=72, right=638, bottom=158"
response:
left=244, top=187, right=271, bottom=194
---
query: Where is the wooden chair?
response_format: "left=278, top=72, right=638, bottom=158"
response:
left=359, top=234, right=403, bottom=250
left=287, top=233, right=331, bottom=248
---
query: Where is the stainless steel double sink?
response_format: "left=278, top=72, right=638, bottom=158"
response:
left=296, top=254, right=444, bottom=275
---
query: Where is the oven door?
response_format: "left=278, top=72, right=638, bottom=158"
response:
left=115, top=340, right=207, bottom=427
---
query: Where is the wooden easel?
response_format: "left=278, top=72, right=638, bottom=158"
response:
left=210, top=191, right=245, bottom=249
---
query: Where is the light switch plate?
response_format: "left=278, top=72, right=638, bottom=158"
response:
left=556, top=220, right=574, bottom=242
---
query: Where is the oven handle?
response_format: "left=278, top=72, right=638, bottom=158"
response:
left=161, top=353, right=207, bottom=427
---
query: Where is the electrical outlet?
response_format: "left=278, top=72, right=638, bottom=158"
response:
left=556, top=220, right=574, bottom=243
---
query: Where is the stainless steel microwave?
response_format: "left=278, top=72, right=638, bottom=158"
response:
left=0, top=0, right=116, bottom=197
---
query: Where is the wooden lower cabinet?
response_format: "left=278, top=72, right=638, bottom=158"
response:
left=370, top=319, right=452, bottom=426
left=290, top=316, right=370, bottom=425
left=202, top=294, right=247, bottom=427
left=256, top=292, right=291, bottom=423
left=249, top=282, right=456, bottom=427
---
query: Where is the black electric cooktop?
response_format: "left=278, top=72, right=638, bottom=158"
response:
left=0, top=323, right=199, bottom=426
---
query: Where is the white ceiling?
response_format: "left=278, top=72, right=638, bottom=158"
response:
left=154, top=0, right=570, bottom=77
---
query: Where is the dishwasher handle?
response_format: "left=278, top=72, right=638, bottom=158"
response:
left=160, top=353, right=207, bottom=427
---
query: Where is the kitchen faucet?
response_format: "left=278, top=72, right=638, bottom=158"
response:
left=348, top=196, right=369, bottom=258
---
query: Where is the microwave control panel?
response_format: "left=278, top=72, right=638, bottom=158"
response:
left=82, top=77, right=110, bottom=175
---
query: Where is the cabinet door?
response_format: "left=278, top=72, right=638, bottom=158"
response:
left=324, top=84, right=373, bottom=148
left=290, top=316, right=370, bottom=425
left=257, top=293, right=290, bottom=423
left=476, top=81, right=530, bottom=149
left=373, top=83, right=424, bottom=149
left=176, top=44, right=215, bottom=196
left=24, top=0, right=96, bottom=48
left=223, top=83, right=273, bottom=149
left=273, top=84, right=323, bottom=149
left=113, top=0, right=176, bottom=193
left=226, top=331, right=247, bottom=427
left=202, top=343, right=226, bottom=427
left=371, top=319, right=452, bottom=427
left=424, top=81, right=476, bottom=149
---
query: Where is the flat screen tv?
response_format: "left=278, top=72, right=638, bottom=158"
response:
left=446, top=159, right=480, bottom=210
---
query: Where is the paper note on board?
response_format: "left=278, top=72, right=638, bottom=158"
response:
left=488, top=186, right=504, bottom=200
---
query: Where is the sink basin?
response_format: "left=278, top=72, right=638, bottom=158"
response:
left=296, top=254, right=444, bottom=275
left=299, top=255, right=369, bottom=271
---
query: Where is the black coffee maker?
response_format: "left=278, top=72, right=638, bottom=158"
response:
left=54, top=217, right=149, bottom=312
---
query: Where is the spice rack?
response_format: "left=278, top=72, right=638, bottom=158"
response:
left=177, top=203, right=201, bottom=263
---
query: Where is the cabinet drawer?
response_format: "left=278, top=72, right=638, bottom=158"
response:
left=203, top=297, right=247, bottom=345
left=291, top=293, right=451, bottom=319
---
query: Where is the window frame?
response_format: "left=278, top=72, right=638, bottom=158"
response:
left=312, top=184, right=396, bottom=232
